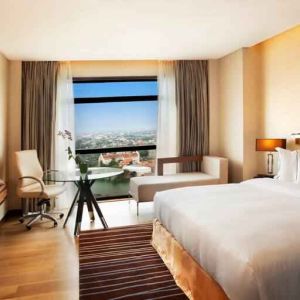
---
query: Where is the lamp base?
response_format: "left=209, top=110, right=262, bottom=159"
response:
left=267, top=152, right=274, bottom=175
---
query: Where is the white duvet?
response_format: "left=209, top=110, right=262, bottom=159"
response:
left=154, top=178, right=300, bottom=300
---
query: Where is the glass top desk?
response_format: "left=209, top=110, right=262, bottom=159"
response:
left=44, top=167, right=123, bottom=236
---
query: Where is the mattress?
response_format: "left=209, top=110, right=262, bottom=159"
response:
left=154, top=178, right=300, bottom=300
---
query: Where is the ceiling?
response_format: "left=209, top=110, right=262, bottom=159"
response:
left=0, top=0, right=299, bottom=61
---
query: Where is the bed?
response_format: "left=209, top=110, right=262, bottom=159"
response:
left=152, top=178, right=300, bottom=300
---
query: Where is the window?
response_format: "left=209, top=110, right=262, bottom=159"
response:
left=73, top=77, right=158, bottom=199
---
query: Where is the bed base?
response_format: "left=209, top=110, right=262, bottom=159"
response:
left=152, top=219, right=229, bottom=300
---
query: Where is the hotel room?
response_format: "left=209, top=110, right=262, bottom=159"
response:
left=0, top=1, right=300, bottom=299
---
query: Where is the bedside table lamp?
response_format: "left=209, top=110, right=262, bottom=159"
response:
left=291, top=133, right=300, bottom=144
left=256, top=138, right=286, bottom=174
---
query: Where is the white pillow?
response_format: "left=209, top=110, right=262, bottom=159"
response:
left=275, top=147, right=297, bottom=182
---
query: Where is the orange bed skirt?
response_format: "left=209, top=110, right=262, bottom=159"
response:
left=151, top=219, right=229, bottom=300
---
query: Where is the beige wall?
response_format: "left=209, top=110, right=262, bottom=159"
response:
left=242, top=46, right=263, bottom=178
left=0, top=53, right=8, bottom=181
left=0, top=53, right=8, bottom=219
left=253, top=25, right=300, bottom=173
left=71, top=60, right=158, bottom=77
left=7, top=61, right=22, bottom=210
left=212, top=47, right=263, bottom=182
left=208, top=60, right=220, bottom=156
left=258, top=26, right=300, bottom=143
left=214, top=25, right=300, bottom=181
left=217, top=50, right=244, bottom=182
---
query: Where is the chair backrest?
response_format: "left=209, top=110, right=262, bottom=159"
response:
left=15, top=150, right=44, bottom=189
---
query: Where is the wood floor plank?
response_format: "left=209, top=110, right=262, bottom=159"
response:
left=0, top=201, right=153, bottom=299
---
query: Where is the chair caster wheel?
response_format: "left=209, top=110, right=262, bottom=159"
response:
left=19, top=218, right=24, bottom=223
left=54, top=222, right=58, bottom=227
left=26, top=225, right=31, bottom=230
left=59, top=213, right=64, bottom=219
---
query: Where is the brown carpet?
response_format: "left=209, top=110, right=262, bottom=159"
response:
left=79, top=223, right=188, bottom=300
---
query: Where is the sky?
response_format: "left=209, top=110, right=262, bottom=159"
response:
left=74, top=81, right=158, bottom=135
left=74, top=81, right=157, bottom=97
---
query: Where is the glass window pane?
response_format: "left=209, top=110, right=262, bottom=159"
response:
left=75, top=101, right=157, bottom=149
left=78, top=150, right=156, bottom=199
left=74, top=79, right=158, bottom=199
left=73, top=81, right=157, bottom=98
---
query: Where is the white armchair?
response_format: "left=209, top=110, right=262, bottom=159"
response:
left=15, top=150, right=66, bottom=230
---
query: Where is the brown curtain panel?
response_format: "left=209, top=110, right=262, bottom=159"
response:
left=22, top=61, right=59, bottom=171
left=21, top=62, right=59, bottom=212
left=175, top=60, right=209, bottom=172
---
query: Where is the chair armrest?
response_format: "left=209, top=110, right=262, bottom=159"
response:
left=44, top=169, right=59, bottom=173
left=43, top=170, right=66, bottom=186
left=201, top=156, right=228, bottom=183
left=157, top=155, right=202, bottom=176
left=18, top=176, right=45, bottom=196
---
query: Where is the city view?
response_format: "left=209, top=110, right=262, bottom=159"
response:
left=76, top=130, right=156, bottom=172
left=74, top=80, right=158, bottom=198
left=76, top=129, right=157, bottom=171
left=76, top=129, right=156, bottom=150
left=75, top=129, right=157, bottom=199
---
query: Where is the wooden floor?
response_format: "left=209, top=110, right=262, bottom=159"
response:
left=0, top=200, right=153, bottom=299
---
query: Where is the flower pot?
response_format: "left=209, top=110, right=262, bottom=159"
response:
left=79, top=163, right=88, bottom=179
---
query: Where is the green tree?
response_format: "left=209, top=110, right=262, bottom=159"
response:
left=139, top=150, right=149, bottom=160
left=108, top=158, right=120, bottom=168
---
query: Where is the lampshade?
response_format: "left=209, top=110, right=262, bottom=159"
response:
left=256, top=139, right=286, bottom=152
left=291, top=133, right=300, bottom=145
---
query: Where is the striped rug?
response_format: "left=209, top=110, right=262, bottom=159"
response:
left=79, top=223, right=188, bottom=300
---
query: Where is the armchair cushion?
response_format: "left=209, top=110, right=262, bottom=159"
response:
left=130, top=172, right=219, bottom=202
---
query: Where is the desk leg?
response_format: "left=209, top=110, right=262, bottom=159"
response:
left=87, top=187, right=108, bottom=229
left=74, top=192, right=84, bottom=236
left=86, top=196, right=95, bottom=222
left=73, top=179, right=108, bottom=235
left=63, top=187, right=80, bottom=228
left=80, top=180, right=95, bottom=222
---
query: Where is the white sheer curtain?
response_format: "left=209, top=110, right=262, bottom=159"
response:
left=53, top=62, right=75, bottom=209
left=156, top=61, right=178, bottom=174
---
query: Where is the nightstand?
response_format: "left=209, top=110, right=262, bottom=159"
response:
left=254, top=174, right=274, bottom=179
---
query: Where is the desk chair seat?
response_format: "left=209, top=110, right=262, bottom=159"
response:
left=15, top=150, right=66, bottom=230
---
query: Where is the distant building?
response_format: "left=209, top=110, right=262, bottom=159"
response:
left=98, top=151, right=140, bottom=167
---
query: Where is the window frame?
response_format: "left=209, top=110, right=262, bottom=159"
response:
left=73, top=76, right=158, bottom=200
left=73, top=76, right=158, bottom=155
